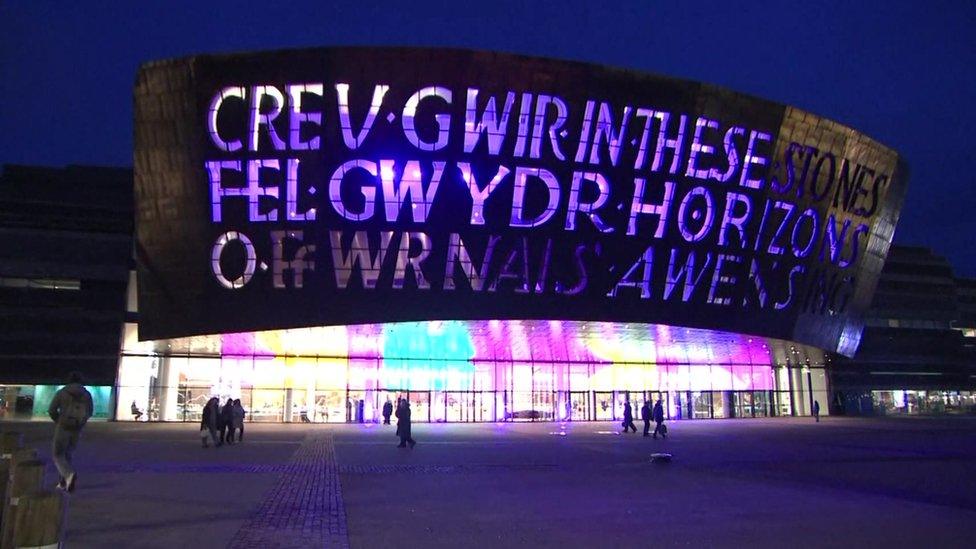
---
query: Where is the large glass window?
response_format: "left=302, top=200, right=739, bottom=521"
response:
left=113, top=320, right=807, bottom=422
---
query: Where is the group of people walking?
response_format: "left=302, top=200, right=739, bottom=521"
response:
left=621, top=399, right=667, bottom=439
left=200, top=397, right=246, bottom=448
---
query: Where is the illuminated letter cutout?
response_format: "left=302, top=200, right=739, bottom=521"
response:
left=574, top=100, right=596, bottom=163
left=713, top=127, right=745, bottom=182
left=632, top=108, right=656, bottom=170
left=718, top=192, right=751, bottom=248
left=464, top=89, right=515, bottom=155
left=271, top=230, right=315, bottom=289
left=739, top=130, right=772, bottom=189
left=790, top=208, right=819, bottom=259
left=607, top=245, right=654, bottom=298
left=208, top=86, right=245, bottom=152
left=285, top=158, right=314, bottom=222
left=588, top=102, right=632, bottom=166
left=245, top=159, right=281, bottom=222
left=530, top=94, right=568, bottom=161
left=489, top=237, right=531, bottom=294
left=402, top=86, right=452, bottom=151
left=287, top=83, right=323, bottom=150
left=336, top=83, right=389, bottom=150
left=211, top=231, right=257, bottom=289
left=664, top=249, right=712, bottom=302
left=565, top=171, right=612, bottom=233
left=249, top=85, right=286, bottom=151
left=330, top=231, right=394, bottom=289
left=514, top=92, right=534, bottom=158
left=443, top=233, right=499, bottom=291
left=207, top=160, right=242, bottom=223
left=627, top=178, right=675, bottom=237
left=651, top=112, right=687, bottom=174
left=677, top=187, right=715, bottom=243
left=457, top=162, right=510, bottom=225
left=510, top=167, right=560, bottom=228
left=685, top=117, right=720, bottom=180
left=379, top=160, right=445, bottom=223
left=707, top=254, right=740, bottom=306
left=839, top=224, right=869, bottom=268
left=329, top=159, right=378, bottom=221
left=393, top=232, right=432, bottom=290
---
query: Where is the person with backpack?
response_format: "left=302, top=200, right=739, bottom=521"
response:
left=220, top=398, right=235, bottom=444
left=231, top=399, right=246, bottom=442
left=48, top=371, right=93, bottom=492
left=652, top=399, right=667, bottom=439
left=641, top=400, right=653, bottom=437
left=201, top=397, right=221, bottom=448
left=395, top=399, right=416, bottom=448
left=621, top=400, right=638, bottom=433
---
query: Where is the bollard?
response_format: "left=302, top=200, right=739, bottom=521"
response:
left=0, top=462, right=7, bottom=536
left=1, top=460, right=44, bottom=549
left=2, top=450, right=37, bottom=520
left=0, top=434, right=22, bottom=460
left=6, top=451, right=37, bottom=478
left=12, top=490, right=64, bottom=549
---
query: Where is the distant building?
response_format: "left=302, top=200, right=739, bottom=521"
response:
left=829, top=246, right=976, bottom=415
left=0, top=165, right=132, bottom=419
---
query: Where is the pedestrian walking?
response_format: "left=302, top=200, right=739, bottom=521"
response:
left=382, top=399, right=393, bottom=425
left=201, top=397, right=221, bottom=448
left=48, top=371, right=93, bottom=492
left=232, top=398, right=247, bottom=442
left=220, top=398, right=235, bottom=444
left=813, top=400, right=821, bottom=423
left=641, top=401, right=652, bottom=437
left=395, top=399, right=416, bottom=448
left=621, top=401, right=638, bottom=433
left=652, top=399, right=666, bottom=439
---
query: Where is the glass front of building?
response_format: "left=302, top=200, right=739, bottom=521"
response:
left=116, top=321, right=826, bottom=423
left=872, top=390, right=976, bottom=415
left=0, top=384, right=113, bottom=421
left=116, top=319, right=828, bottom=423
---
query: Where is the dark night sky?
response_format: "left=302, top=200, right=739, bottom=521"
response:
left=2, top=1, right=975, bottom=275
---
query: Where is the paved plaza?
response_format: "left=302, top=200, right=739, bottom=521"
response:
left=4, top=416, right=975, bottom=548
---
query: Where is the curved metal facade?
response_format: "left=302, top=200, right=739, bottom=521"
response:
left=134, top=47, right=907, bottom=356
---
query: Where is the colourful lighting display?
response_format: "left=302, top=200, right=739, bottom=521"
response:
left=131, top=319, right=797, bottom=393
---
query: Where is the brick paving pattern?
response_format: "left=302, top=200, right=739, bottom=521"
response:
left=337, top=463, right=558, bottom=475
left=227, top=434, right=348, bottom=548
left=88, top=463, right=289, bottom=474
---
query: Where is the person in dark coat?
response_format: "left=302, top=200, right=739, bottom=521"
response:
left=200, top=397, right=221, bottom=448
left=652, top=399, right=666, bottom=439
left=382, top=400, right=394, bottom=425
left=621, top=401, right=637, bottom=433
left=231, top=399, right=246, bottom=441
left=395, top=399, right=416, bottom=448
left=220, top=398, right=235, bottom=444
left=641, top=401, right=652, bottom=437
left=813, top=400, right=821, bottom=422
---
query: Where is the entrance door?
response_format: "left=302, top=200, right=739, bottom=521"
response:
left=641, top=391, right=668, bottom=421
left=752, top=391, right=770, bottom=417
left=373, top=390, right=400, bottom=423
left=443, top=391, right=481, bottom=422
left=594, top=391, right=615, bottom=420
left=691, top=391, right=713, bottom=419
left=406, top=390, right=431, bottom=423
left=556, top=391, right=591, bottom=421
left=569, top=391, right=591, bottom=421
